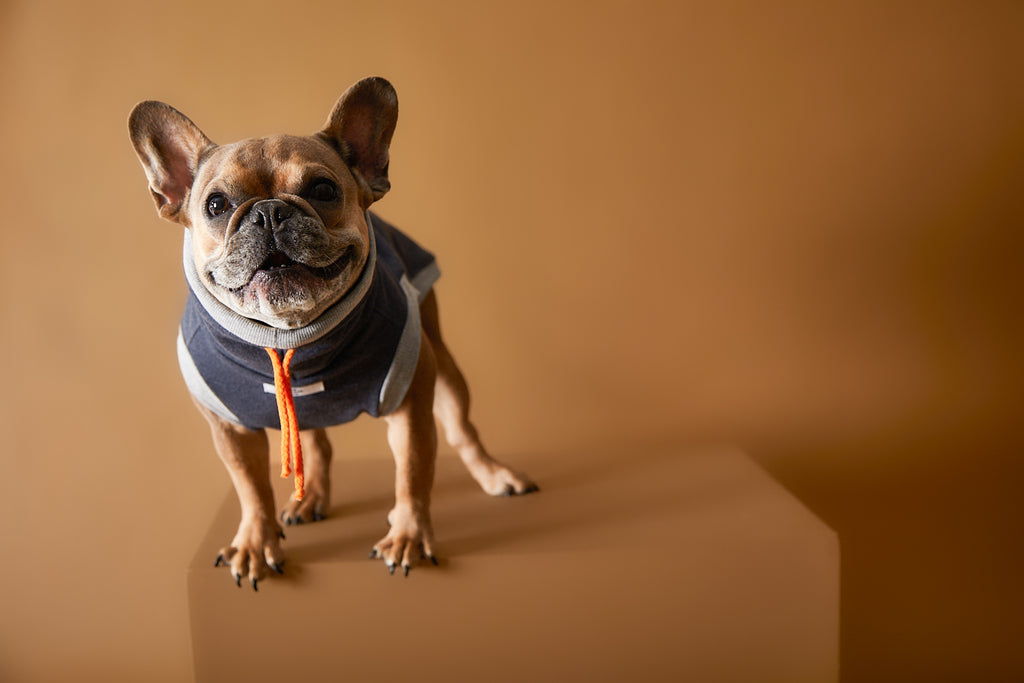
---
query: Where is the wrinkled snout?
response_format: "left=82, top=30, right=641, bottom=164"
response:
left=248, top=199, right=296, bottom=232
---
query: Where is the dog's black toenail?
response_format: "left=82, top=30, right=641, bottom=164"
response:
left=215, top=555, right=224, bottom=567
left=272, top=563, right=284, bottom=575
left=279, top=530, right=286, bottom=539
left=388, top=563, right=396, bottom=575
left=369, top=549, right=378, bottom=559
left=403, top=565, right=410, bottom=577
left=252, top=579, right=259, bottom=592
left=429, top=555, right=439, bottom=566
left=235, top=574, right=242, bottom=588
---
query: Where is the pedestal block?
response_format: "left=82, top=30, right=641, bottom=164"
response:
left=188, top=446, right=838, bottom=682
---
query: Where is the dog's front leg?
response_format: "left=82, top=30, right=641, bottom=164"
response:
left=193, top=398, right=285, bottom=590
left=372, top=336, right=439, bottom=576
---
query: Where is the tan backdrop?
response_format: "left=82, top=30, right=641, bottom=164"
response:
left=1, top=1, right=1021, bottom=680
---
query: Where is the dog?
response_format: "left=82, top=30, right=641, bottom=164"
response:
left=128, top=76, right=537, bottom=589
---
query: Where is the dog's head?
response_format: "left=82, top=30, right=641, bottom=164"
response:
left=129, top=77, right=397, bottom=329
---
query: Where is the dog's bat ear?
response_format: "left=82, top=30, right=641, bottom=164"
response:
left=320, top=77, right=398, bottom=203
left=128, top=101, right=214, bottom=223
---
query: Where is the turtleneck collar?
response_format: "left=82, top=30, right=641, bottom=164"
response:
left=182, top=211, right=379, bottom=349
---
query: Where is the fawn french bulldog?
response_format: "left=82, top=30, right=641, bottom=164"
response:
left=128, top=76, right=536, bottom=589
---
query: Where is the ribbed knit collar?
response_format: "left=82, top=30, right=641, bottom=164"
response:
left=182, top=212, right=378, bottom=349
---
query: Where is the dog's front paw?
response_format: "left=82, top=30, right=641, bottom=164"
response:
left=214, top=516, right=286, bottom=590
left=280, top=489, right=329, bottom=526
left=370, top=505, right=437, bottom=576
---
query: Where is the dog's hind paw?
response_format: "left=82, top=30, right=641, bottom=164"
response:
left=280, top=490, right=329, bottom=526
left=466, top=459, right=539, bottom=497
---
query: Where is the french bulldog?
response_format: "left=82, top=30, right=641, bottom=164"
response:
left=128, top=76, right=537, bottom=589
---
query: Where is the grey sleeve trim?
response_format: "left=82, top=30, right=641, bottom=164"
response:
left=176, top=328, right=242, bottom=425
left=378, top=275, right=423, bottom=416
left=410, top=260, right=441, bottom=302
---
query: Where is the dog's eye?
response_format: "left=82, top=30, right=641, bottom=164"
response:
left=206, top=194, right=230, bottom=217
left=308, top=180, right=339, bottom=202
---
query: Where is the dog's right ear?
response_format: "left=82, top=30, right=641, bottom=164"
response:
left=128, top=101, right=214, bottom=223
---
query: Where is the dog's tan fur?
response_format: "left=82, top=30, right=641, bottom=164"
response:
left=129, top=77, right=535, bottom=587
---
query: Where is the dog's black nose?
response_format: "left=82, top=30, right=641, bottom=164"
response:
left=250, top=199, right=295, bottom=229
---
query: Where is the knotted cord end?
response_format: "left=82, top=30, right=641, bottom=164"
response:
left=265, top=347, right=305, bottom=501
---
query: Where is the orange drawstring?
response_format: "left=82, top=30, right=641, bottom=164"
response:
left=265, top=348, right=304, bottom=501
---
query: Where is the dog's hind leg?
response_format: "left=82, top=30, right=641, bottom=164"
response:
left=420, top=290, right=538, bottom=497
left=279, top=428, right=332, bottom=525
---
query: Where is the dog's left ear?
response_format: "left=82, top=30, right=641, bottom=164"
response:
left=320, top=77, right=398, bottom=203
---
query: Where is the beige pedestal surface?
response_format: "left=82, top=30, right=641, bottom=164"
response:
left=187, top=446, right=838, bottom=682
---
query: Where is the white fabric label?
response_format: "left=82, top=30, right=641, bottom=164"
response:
left=263, top=381, right=326, bottom=397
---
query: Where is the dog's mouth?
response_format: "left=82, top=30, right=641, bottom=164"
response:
left=259, top=250, right=298, bottom=271
left=243, top=245, right=355, bottom=288
left=201, top=217, right=367, bottom=329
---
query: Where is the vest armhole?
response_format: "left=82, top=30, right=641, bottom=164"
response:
left=377, top=276, right=423, bottom=416
left=176, top=327, right=244, bottom=426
